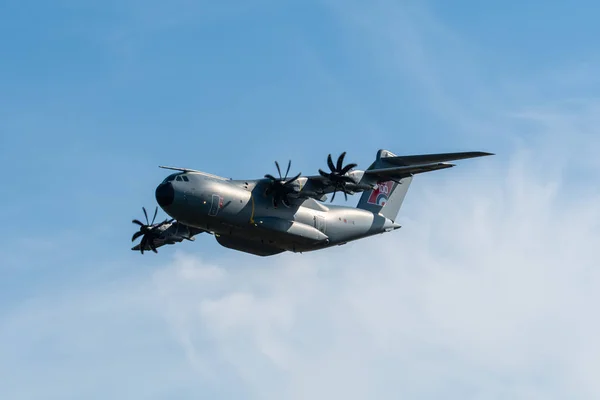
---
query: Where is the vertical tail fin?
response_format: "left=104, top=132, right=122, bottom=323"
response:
left=356, top=176, right=413, bottom=222
left=356, top=148, right=493, bottom=221
left=356, top=150, right=413, bottom=222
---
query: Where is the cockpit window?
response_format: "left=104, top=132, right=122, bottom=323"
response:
left=162, top=173, right=189, bottom=183
left=162, top=174, right=178, bottom=183
left=163, top=173, right=182, bottom=183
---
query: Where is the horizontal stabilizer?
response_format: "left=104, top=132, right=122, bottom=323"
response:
left=364, top=162, right=455, bottom=179
left=381, top=151, right=493, bottom=166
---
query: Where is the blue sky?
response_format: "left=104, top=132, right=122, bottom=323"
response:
left=1, top=1, right=600, bottom=399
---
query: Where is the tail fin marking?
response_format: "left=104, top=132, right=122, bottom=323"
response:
left=357, top=176, right=412, bottom=222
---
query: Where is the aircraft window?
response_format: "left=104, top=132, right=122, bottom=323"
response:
left=176, top=176, right=183, bottom=181
left=163, top=174, right=177, bottom=183
left=182, top=176, right=189, bottom=182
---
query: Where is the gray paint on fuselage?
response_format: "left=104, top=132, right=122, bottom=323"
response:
left=160, top=172, right=399, bottom=255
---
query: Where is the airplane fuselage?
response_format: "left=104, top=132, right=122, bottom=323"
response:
left=155, top=171, right=400, bottom=256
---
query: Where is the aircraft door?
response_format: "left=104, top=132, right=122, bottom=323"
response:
left=314, top=215, right=326, bottom=233
left=209, top=194, right=222, bottom=216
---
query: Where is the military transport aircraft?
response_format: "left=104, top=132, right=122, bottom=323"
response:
left=131, top=149, right=493, bottom=256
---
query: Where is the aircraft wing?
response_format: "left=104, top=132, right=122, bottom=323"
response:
left=259, top=150, right=494, bottom=201
left=132, top=236, right=175, bottom=252
left=377, top=151, right=494, bottom=166
left=131, top=221, right=206, bottom=253
left=294, top=171, right=373, bottom=200
left=364, top=162, right=455, bottom=180
left=363, top=151, right=493, bottom=181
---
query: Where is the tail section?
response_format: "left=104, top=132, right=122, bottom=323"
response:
left=356, top=150, right=413, bottom=222
left=356, top=148, right=493, bottom=221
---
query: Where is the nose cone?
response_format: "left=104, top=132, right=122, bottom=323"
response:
left=155, top=182, right=174, bottom=208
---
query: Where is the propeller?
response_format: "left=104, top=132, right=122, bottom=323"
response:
left=264, top=160, right=301, bottom=207
left=131, top=206, right=173, bottom=254
left=318, top=152, right=358, bottom=202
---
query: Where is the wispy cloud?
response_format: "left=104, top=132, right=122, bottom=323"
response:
left=4, top=138, right=596, bottom=398
left=147, top=140, right=599, bottom=399
left=149, top=2, right=600, bottom=398
left=2, top=1, right=599, bottom=399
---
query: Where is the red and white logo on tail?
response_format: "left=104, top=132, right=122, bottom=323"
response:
left=367, top=181, right=394, bottom=206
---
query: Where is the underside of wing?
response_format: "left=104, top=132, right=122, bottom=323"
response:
left=364, top=162, right=455, bottom=180
left=131, top=220, right=206, bottom=254
left=132, top=237, right=169, bottom=251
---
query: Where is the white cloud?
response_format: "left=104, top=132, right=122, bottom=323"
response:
left=140, top=2, right=600, bottom=398
left=2, top=118, right=599, bottom=400
left=2, top=1, right=599, bottom=399
left=144, top=135, right=599, bottom=399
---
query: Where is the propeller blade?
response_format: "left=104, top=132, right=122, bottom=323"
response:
left=327, top=154, right=335, bottom=172
left=284, top=172, right=301, bottom=185
left=330, top=190, right=336, bottom=202
left=340, top=162, right=357, bottom=175
left=140, top=235, right=147, bottom=254
left=132, top=231, right=144, bottom=242
left=150, top=239, right=158, bottom=253
left=132, top=206, right=171, bottom=254
left=265, top=159, right=302, bottom=207
left=285, top=160, right=291, bottom=180
left=275, top=161, right=282, bottom=179
left=318, top=152, right=358, bottom=202
left=318, top=169, right=330, bottom=178
left=336, top=152, right=346, bottom=171
left=151, top=207, right=158, bottom=225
